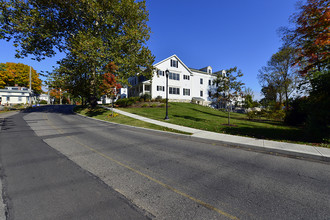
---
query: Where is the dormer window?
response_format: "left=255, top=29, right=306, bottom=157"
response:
left=170, top=59, right=178, bottom=68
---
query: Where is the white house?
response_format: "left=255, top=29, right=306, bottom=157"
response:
left=39, top=93, right=50, bottom=104
left=0, top=86, right=37, bottom=105
left=99, top=87, right=128, bottom=104
left=128, top=54, right=242, bottom=107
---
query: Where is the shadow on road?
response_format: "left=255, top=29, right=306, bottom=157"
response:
left=22, top=105, right=76, bottom=115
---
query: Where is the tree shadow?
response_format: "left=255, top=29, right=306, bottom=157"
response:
left=189, top=107, right=283, bottom=126
left=22, top=105, right=76, bottom=115
left=84, top=108, right=108, bottom=117
left=172, top=114, right=207, bottom=122
left=220, top=125, right=309, bottom=143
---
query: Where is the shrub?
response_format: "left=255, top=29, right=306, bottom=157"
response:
left=268, top=110, right=285, bottom=121
left=246, top=111, right=260, bottom=120
left=284, top=97, right=309, bottom=125
left=140, top=93, right=151, bottom=102
left=39, top=100, right=48, bottom=104
left=151, top=103, right=158, bottom=108
left=142, top=103, right=149, bottom=107
left=159, top=103, right=165, bottom=108
left=155, top=96, right=163, bottom=101
left=116, top=97, right=139, bottom=107
left=115, top=98, right=128, bottom=107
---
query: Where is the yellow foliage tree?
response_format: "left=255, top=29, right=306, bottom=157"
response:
left=0, top=62, right=42, bottom=94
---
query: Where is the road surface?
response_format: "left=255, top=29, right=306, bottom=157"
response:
left=0, top=105, right=329, bottom=219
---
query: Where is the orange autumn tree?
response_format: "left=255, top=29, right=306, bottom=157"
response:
left=100, top=62, right=122, bottom=100
left=0, top=62, right=42, bottom=94
left=49, top=88, right=71, bottom=104
left=283, top=0, right=329, bottom=74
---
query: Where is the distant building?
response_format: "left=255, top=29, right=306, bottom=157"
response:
left=39, top=93, right=50, bottom=104
left=127, top=54, right=244, bottom=107
left=0, top=86, right=37, bottom=105
left=99, top=88, right=128, bottom=104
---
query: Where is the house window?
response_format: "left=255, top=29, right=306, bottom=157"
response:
left=200, top=91, right=203, bottom=97
left=200, top=78, right=203, bottom=84
left=209, top=80, right=211, bottom=85
left=170, top=59, right=178, bottom=68
left=157, top=86, right=165, bottom=91
left=169, top=72, right=180, bottom=81
left=157, top=70, right=164, bottom=76
left=183, top=75, right=190, bottom=80
left=145, top=85, right=151, bottom=91
left=183, top=88, right=190, bottom=96
left=18, top=97, right=22, bottom=101
left=169, top=87, right=180, bottom=95
left=6, top=97, right=10, bottom=101
left=208, top=91, right=212, bottom=97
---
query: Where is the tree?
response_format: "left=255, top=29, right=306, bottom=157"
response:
left=281, top=0, right=329, bottom=74
left=243, top=87, right=254, bottom=109
left=280, top=0, right=329, bottom=142
left=260, top=83, right=278, bottom=107
left=211, top=67, right=244, bottom=125
left=1, top=0, right=155, bottom=105
left=0, top=62, right=42, bottom=94
left=100, top=62, right=122, bottom=100
left=258, top=46, right=298, bottom=109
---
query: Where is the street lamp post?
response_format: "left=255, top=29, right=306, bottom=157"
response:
left=164, top=69, right=169, bottom=120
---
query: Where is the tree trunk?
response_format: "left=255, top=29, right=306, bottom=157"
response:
left=227, top=101, right=230, bottom=125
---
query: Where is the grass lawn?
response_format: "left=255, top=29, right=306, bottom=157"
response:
left=119, top=102, right=326, bottom=146
left=74, top=106, right=191, bottom=135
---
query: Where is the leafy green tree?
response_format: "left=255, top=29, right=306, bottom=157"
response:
left=211, top=67, right=244, bottom=125
left=258, top=46, right=298, bottom=109
left=1, top=0, right=155, bottom=105
left=244, top=94, right=253, bottom=109
left=305, top=70, right=330, bottom=141
left=243, top=87, right=255, bottom=109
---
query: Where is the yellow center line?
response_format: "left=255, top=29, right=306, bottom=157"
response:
left=43, top=113, right=239, bottom=220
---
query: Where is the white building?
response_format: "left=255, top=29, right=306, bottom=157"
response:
left=39, top=93, right=50, bottom=104
left=100, top=87, right=128, bottom=104
left=0, top=86, right=36, bottom=105
left=128, top=54, right=241, bottom=107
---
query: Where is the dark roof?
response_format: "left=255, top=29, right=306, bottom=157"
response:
left=189, top=68, right=207, bottom=74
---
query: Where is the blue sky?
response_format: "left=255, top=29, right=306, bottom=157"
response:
left=0, top=0, right=298, bottom=100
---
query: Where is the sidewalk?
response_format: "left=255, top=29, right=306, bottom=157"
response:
left=104, top=107, right=330, bottom=162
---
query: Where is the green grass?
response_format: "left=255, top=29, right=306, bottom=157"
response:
left=74, top=106, right=192, bottom=135
left=119, top=102, right=327, bottom=146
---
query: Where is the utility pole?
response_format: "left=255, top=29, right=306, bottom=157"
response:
left=60, top=88, right=62, bottom=105
left=29, top=66, right=32, bottom=105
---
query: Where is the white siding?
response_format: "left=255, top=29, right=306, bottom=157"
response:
left=127, top=55, right=222, bottom=106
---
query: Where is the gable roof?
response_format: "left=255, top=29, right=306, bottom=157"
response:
left=153, top=54, right=192, bottom=74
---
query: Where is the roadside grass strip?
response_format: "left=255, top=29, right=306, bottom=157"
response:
left=74, top=106, right=191, bottom=135
left=120, top=102, right=329, bottom=147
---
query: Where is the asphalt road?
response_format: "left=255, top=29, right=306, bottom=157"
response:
left=0, top=105, right=329, bottom=219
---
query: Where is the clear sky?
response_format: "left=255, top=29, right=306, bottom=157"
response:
left=0, top=0, right=298, bottom=100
